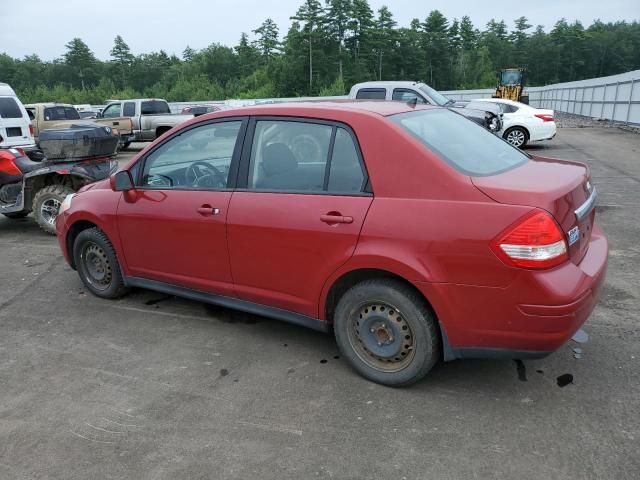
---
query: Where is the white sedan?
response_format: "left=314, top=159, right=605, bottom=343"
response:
left=474, top=98, right=556, bottom=148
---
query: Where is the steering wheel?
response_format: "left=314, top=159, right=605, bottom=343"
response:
left=185, top=161, right=227, bottom=188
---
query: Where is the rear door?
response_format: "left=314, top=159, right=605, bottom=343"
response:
left=227, top=118, right=372, bottom=317
left=117, top=117, right=247, bottom=295
left=0, top=97, right=32, bottom=147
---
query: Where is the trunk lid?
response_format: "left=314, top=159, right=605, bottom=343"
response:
left=472, top=156, right=595, bottom=264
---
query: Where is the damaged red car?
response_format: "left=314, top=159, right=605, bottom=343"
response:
left=56, top=101, right=608, bottom=386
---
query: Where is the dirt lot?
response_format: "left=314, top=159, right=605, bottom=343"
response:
left=1, top=128, right=638, bottom=479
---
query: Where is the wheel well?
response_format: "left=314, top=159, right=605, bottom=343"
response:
left=503, top=125, right=530, bottom=139
left=156, top=126, right=171, bottom=138
left=325, top=269, right=438, bottom=324
left=66, top=220, right=98, bottom=269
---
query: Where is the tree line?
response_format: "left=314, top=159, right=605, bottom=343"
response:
left=1, top=0, right=639, bottom=105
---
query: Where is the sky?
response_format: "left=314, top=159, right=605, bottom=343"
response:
left=1, top=0, right=639, bottom=60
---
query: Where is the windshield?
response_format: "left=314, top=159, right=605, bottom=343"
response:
left=390, top=109, right=528, bottom=176
left=418, top=84, right=451, bottom=106
left=141, top=100, right=171, bottom=115
left=501, top=71, right=522, bottom=85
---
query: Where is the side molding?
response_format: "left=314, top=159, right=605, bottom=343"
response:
left=125, top=277, right=331, bottom=333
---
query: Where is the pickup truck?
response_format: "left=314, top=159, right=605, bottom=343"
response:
left=348, top=81, right=503, bottom=134
left=99, top=98, right=193, bottom=148
left=25, top=103, right=133, bottom=144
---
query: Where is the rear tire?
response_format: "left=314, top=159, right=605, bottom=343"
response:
left=333, top=279, right=440, bottom=387
left=73, top=227, right=129, bottom=299
left=3, top=211, right=30, bottom=219
left=33, top=184, right=74, bottom=235
left=503, top=126, right=529, bottom=148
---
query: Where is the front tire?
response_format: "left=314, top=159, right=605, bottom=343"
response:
left=333, top=279, right=440, bottom=387
left=121, top=141, right=131, bottom=150
left=33, top=184, right=74, bottom=235
left=504, top=127, right=529, bottom=148
left=73, top=227, right=128, bottom=299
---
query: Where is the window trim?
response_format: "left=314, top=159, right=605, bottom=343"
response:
left=236, top=115, right=372, bottom=197
left=133, top=116, right=249, bottom=192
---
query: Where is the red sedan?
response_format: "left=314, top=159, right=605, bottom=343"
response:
left=56, top=101, right=608, bottom=386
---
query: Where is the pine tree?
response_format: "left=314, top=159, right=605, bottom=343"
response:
left=325, top=0, right=352, bottom=79
left=253, top=18, right=281, bottom=62
left=110, top=35, right=134, bottom=88
left=64, top=38, right=98, bottom=89
left=291, top=0, right=325, bottom=92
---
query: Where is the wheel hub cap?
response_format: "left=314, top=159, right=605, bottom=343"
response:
left=82, top=243, right=112, bottom=290
left=41, top=198, right=61, bottom=225
left=350, top=302, right=415, bottom=372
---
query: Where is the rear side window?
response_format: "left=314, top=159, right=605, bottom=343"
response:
left=391, top=109, right=528, bottom=176
left=123, top=102, right=136, bottom=117
left=328, top=128, right=365, bottom=193
left=141, top=100, right=171, bottom=115
left=0, top=97, right=23, bottom=118
left=44, top=106, right=80, bottom=120
left=248, top=120, right=332, bottom=192
left=247, top=120, right=367, bottom=194
left=356, top=89, right=386, bottom=100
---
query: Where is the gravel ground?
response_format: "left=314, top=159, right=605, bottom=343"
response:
left=554, top=112, right=640, bottom=133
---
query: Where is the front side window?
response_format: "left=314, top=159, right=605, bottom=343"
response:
left=356, top=89, right=386, bottom=100
left=391, top=109, right=528, bottom=176
left=248, top=121, right=332, bottom=192
left=44, top=106, right=80, bottom=121
left=141, top=121, right=242, bottom=189
left=392, top=89, right=428, bottom=104
left=102, top=104, right=121, bottom=118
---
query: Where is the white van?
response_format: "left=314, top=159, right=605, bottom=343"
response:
left=0, top=83, right=36, bottom=151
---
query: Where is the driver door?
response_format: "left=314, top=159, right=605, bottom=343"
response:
left=116, top=118, right=247, bottom=296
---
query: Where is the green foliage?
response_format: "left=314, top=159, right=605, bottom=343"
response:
left=319, top=77, right=346, bottom=96
left=1, top=1, right=639, bottom=104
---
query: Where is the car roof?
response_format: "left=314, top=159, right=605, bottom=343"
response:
left=352, top=81, right=423, bottom=88
left=214, top=100, right=433, bottom=118
left=24, top=103, right=74, bottom=108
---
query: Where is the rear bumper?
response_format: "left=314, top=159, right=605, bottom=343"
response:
left=530, top=122, right=557, bottom=142
left=419, top=223, right=608, bottom=360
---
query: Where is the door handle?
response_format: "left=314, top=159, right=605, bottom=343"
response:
left=320, top=214, right=353, bottom=224
left=113, top=121, right=120, bottom=126
left=197, top=205, right=220, bottom=216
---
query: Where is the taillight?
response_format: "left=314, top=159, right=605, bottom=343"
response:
left=29, top=123, right=34, bottom=136
left=491, top=211, right=568, bottom=269
left=535, top=113, right=554, bottom=122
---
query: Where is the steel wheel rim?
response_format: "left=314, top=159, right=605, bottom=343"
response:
left=40, top=198, right=61, bottom=225
left=347, top=301, right=416, bottom=373
left=506, top=129, right=525, bottom=147
left=81, top=242, right=112, bottom=291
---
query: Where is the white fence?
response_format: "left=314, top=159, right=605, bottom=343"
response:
left=159, top=70, right=640, bottom=126
left=440, top=69, right=640, bottom=126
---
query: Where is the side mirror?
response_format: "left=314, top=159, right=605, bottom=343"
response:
left=111, top=170, right=135, bottom=191
left=97, top=112, right=103, bottom=118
